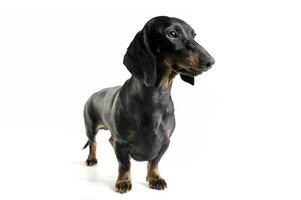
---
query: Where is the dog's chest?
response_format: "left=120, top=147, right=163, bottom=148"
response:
left=114, top=85, right=175, bottom=161
left=127, top=126, right=168, bottom=161
left=122, top=112, right=174, bottom=161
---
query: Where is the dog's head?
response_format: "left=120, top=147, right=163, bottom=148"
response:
left=123, top=16, right=215, bottom=86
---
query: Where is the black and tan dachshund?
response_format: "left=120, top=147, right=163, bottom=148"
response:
left=82, top=16, right=215, bottom=193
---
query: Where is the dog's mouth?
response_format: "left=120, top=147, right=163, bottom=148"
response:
left=172, top=64, right=204, bottom=77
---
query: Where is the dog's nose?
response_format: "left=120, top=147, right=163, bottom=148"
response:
left=203, top=58, right=215, bottom=71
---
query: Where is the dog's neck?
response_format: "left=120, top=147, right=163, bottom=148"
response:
left=157, top=63, right=178, bottom=90
left=121, top=76, right=173, bottom=111
left=120, top=63, right=178, bottom=111
left=128, top=75, right=172, bottom=96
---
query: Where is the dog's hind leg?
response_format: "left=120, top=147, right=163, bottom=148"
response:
left=83, top=103, right=106, bottom=166
left=84, top=123, right=105, bottom=166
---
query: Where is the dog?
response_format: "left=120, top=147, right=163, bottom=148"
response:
left=82, top=16, right=215, bottom=193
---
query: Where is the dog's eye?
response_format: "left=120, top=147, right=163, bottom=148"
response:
left=191, top=31, right=196, bottom=38
left=168, top=31, right=178, bottom=39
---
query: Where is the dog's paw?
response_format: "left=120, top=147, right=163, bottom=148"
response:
left=148, top=177, right=167, bottom=190
left=85, top=158, right=97, bottom=166
left=115, top=180, right=132, bottom=194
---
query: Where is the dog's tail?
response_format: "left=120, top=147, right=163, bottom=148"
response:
left=82, top=140, right=90, bottom=149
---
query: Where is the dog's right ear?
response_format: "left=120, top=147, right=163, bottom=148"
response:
left=123, top=24, right=157, bottom=87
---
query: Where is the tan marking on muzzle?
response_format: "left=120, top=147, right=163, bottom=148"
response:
left=185, top=51, right=199, bottom=68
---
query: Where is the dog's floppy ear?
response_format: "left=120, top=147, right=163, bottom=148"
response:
left=180, top=74, right=194, bottom=86
left=123, top=24, right=156, bottom=87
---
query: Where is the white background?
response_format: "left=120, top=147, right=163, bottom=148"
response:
left=0, top=0, right=300, bottom=199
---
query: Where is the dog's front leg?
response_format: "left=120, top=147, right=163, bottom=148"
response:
left=146, top=143, right=169, bottom=190
left=114, top=141, right=132, bottom=193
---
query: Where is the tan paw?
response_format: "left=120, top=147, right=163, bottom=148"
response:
left=115, top=180, right=132, bottom=193
left=148, top=177, right=167, bottom=190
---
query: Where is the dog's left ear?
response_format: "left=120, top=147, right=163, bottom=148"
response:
left=123, top=23, right=157, bottom=87
left=180, top=74, right=194, bottom=85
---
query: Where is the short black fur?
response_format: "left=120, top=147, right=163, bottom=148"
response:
left=83, top=16, right=215, bottom=193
